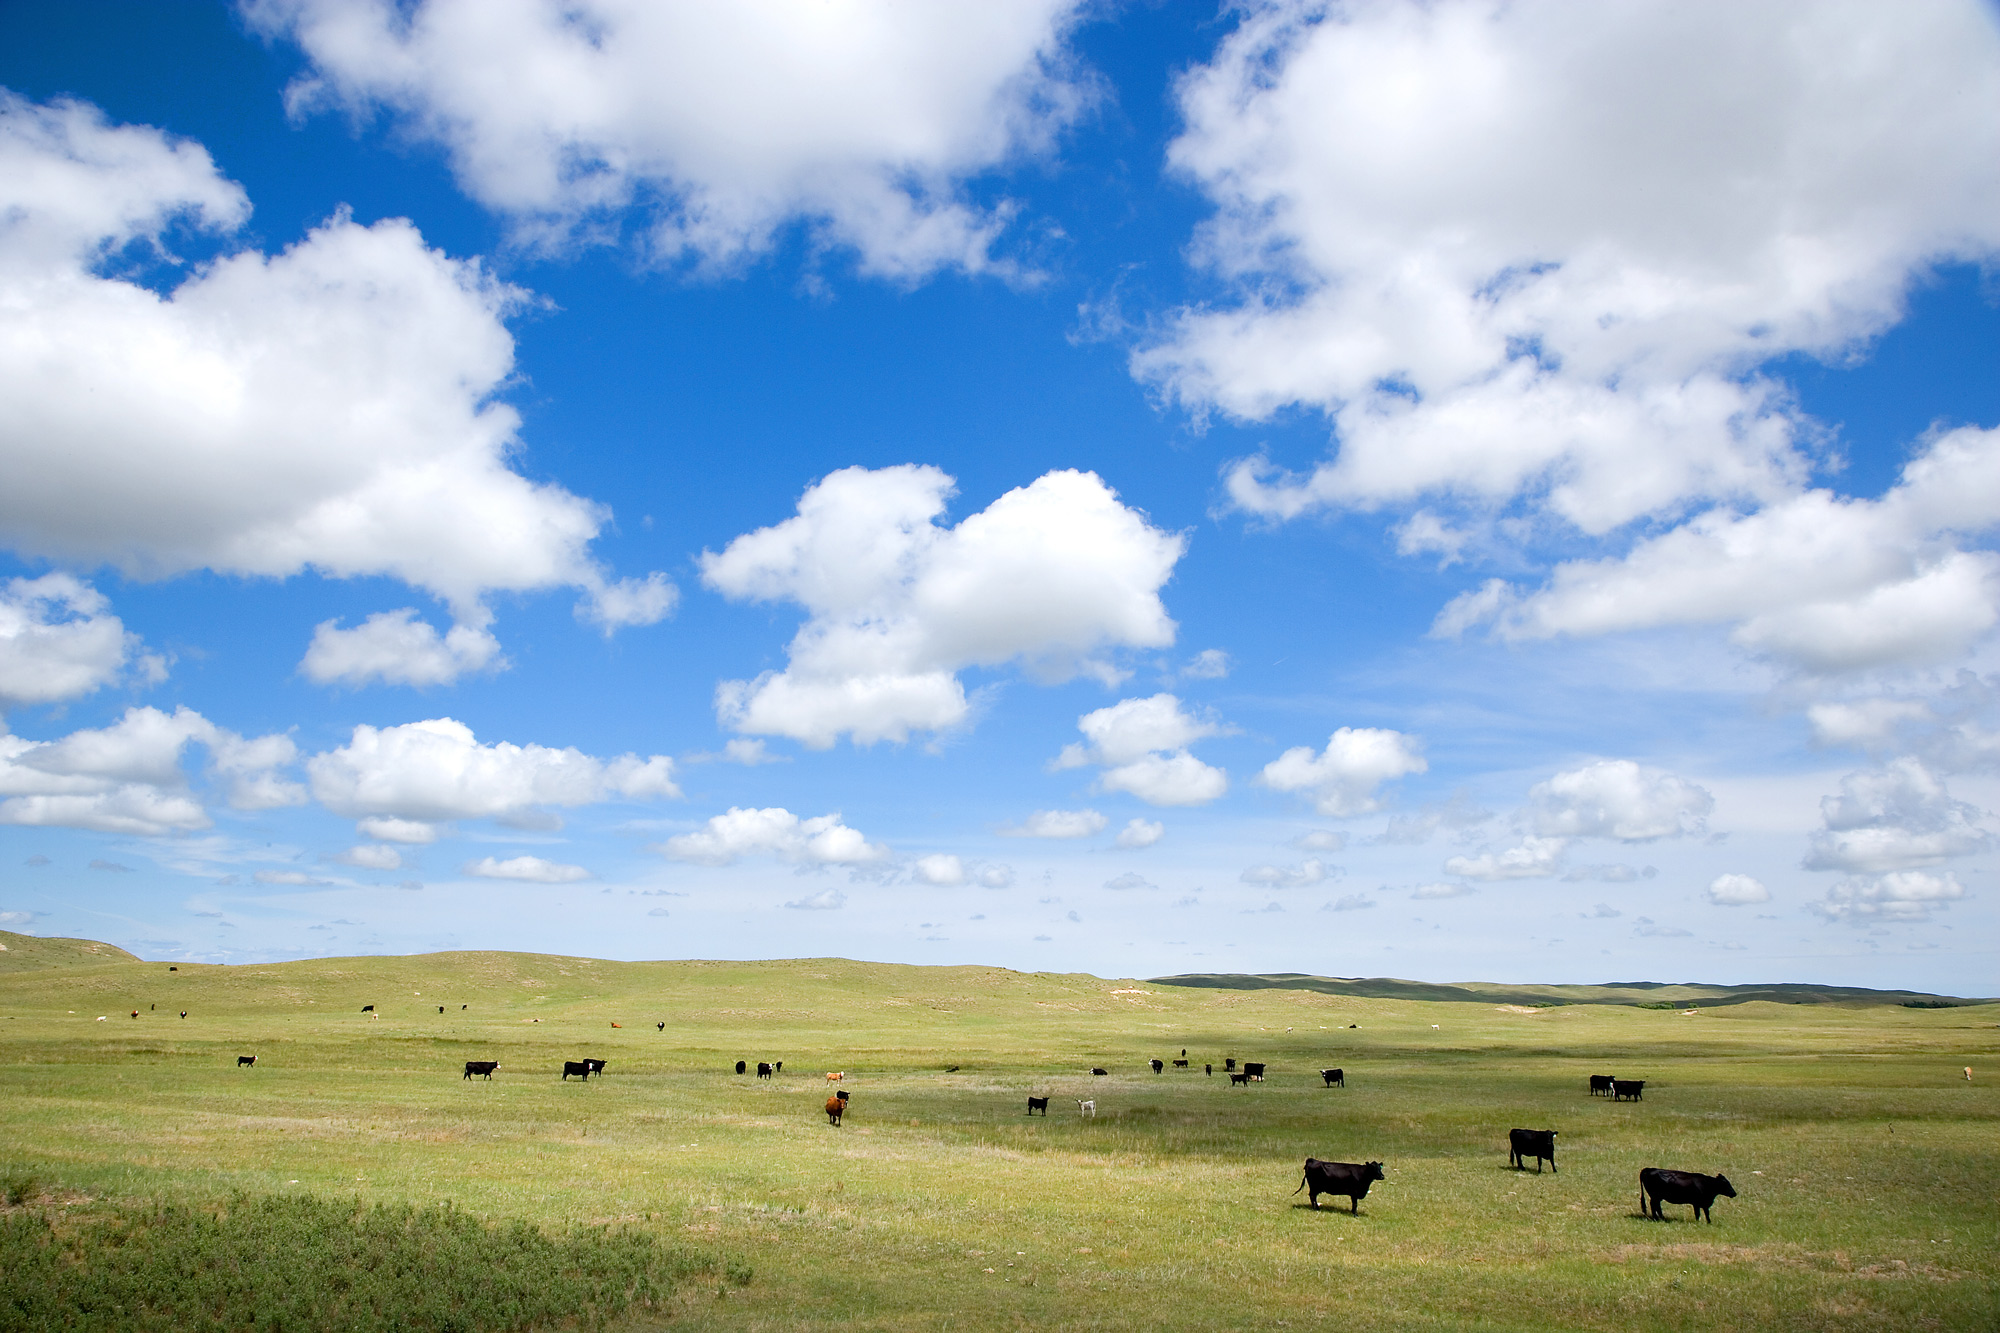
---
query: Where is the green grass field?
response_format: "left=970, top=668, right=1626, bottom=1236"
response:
left=2, top=933, right=1995, bottom=1331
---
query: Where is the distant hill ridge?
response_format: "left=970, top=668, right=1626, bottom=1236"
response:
left=1148, top=972, right=1992, bottom=1007
left=0, top=930, right=140, bottom=973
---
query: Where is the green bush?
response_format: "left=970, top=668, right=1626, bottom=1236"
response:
left=0, top=1190, right=720, bottom=1332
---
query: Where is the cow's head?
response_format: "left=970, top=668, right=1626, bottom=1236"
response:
left=1711, top=1174, right=1737, bottom=1198
left=1363, top=1162, right=1386, bottom=1181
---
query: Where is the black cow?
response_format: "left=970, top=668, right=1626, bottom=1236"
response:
left=1229, top=1071, right=1250, bottom=1086
left=835, top=1088, right=849, bottom=1102
left=1590, top=1074, right=1616, bottom=1097
left=1509, top=1128, right=1557, bottom=1173
left=464, top=1060, right=500, bottom=1080
left=236, top=1055, right=256, bottom=1067
left=360, top=1005, right=373, bottom=1013
left=774, top=1060, right=783, bottom=1073
left=562, top=1061, right=591, bottom=1080
left=1225, top=1058, right=1236, bottom=1070
left=736, top=1059, right=747, bottom=1074
left=1320, top=1068, right=1344, bottom=1088
left=179, top=1011, right=187, bottom=1019
left=1639, top=1168, right=1736, bottom=1222
left=1613, top=1079, right=1646, bottom=1101
left=438, top=1006, right=445, bottom=1014
left=1091, top=1067, right=1108, bottom=1076
left=584, top=1058, right=607, bottom=1076
left=1172, top=1059, right=1189, bottom=1068
left=657, top=1022, right=665, bottom=1031
left=1150, top=1059, right=1164, bottom=1074
left=1027, top=1096, right=1049, bottom=1115
left=757, top=1062, right=773, bottom=1078
left=1293, top=1159, right=1386, bottom=1214
left=1243, top=1062, right=1266, bottom=1080
left=1205, top=1064, right=1212, bottom=1076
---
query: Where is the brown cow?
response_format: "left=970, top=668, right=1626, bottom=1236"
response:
left=825, top=1095, right=846, bottom=1126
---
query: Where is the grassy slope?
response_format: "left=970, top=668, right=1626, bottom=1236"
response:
left=1151, top=971, right=1995, bottom=1008
left=0, top=930, right=139, bottom=973
left=1, top=939, right=1995, bottom=1331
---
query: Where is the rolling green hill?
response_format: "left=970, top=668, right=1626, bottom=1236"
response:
left=0, top=930, right=139, bottom=974
left=1148, top=970, right=1993, bottom=1007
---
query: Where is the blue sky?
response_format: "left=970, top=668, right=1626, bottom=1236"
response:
left=3, top=1, right=1998, bottom=992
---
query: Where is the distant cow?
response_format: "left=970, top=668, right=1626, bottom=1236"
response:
left=1320, top=1068, right=1344, bottom=1088
left=774, top=1061, right=783, bottom=1073
left=464, top=1060, right=499, bottom=1080
left=1205, top=1064, right=1212, bottom=1077
left=438, top=1006, right=445, bottom=1014
left=1076, top=1099, right=1095, bottom=1117
left=826, top=1071, right=844, bottom=1083
left=1150, top=1059, right=1164, bottom=1074
left=1509, top=1128, right=1558, bottom=1173
left=825, top=1096, right=845, bottom=1126
left=757, top=1062, right=773, bottom=1078
left=1172, top=1059, right=1188, bottom=1068
left=1613, top=1079, right=1646, bottom=1101
left=1091, top=1067, right=1108, bottom=1076
left=130, top=1011, right=138, bottom=1019
left=1639, top=1168, right=1736, bottom=1223
left=360, top=1005, right=373, bottom=1013
left=562, top=1061, right=591, bottom=1080
left=584, top=1058, right=606, bottom=1076
left=1293, top=1159, right=1386, bottom=1214
left=180, top=1011, right=187, bottom=1019
left=736, top=1060, right=747, bottom=1074
left=1244, top=1062, right=1266, bottom=1080
left=1225, top=1058, right=1236, bottom=1070
left=1230, top=1072, right=1250, bottom=1086
left=657, top=1022, right=666, bottom=1031
left=1027, top=1096, right=1049, bottom=1115
left=236, top=1055, right=256, bottom=1067
left=1590, top=1075, right=1616, bottom=1097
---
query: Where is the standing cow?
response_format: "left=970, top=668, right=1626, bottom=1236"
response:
left=1613, top=1079, right=1646, bottom=1101
left=825, top=1092, right=848, bottom=1126
left=1639, top=1168, right=1736, bottom=1222
left=1508, top=1128, right=1557, bottom=1173
left=1320, top=1068, right=1344, bottom=1088
left=1589, top=1075, right=1616, bottom=1097
left=464, top=1060, right=500, bottom=1080
left=757, top=1062, right=773, bottom=1079
left=1293, top=1159, right=1386, bottom=1214
left=1150, top=1059, right=1164, bottom=1074
left=561, top=1061, right=591, bottom=1080
left=1026, top=1096, right=1049, bottom=1116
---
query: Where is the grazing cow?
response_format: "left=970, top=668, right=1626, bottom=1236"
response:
left=461, top=1005, right=467, bottom=1010
left=1230, top=1071, right=1251, bottom=1086
left=130, top=1011, right=138, bottom=1019
left=1172, top=1059, right=1189, bottom=1068
left=736, top=1060, right=747, bottom=1075
left=1590, top=1075, right=1616, bottom=1097
left=1027, top=1096, right=1049, bottom=1115
left=180, top=1011, right=187, bottom=1019
left=169, top=966, right=177, bottom=971
left=463, top=1060, right=500, bottom=1080
left=1965, top=1067, right=1973, bottom=1082
left=438, top=1006, right=445, bottom=1014
left=757, top=1062, right=773, bottom=1078
left=1150, top=1059, right=1164, bottom=1074
left=1320, top=1068, right=1344, bottom=1088
left=775, top=1061, right=783, bottom=1073
left=1076, top=1099, right=1095, bottom=1117
left=611, top=1022, right=622, bottom=1029
left=361, top=1005, right=373, bottom=1013
left=1243, top=1062, right=1267, bottom=1081
left=1205, top=1064, right=1212, bottom=1077
left=1181, top=1048, right=1187, bottom=1057
left=825, top=1095, right=845, bottom=1126
left=826, top=1071, right=844, bottom=1083
left=657, top=1022, right=666, bottom=1031
left=1613, top=1079, right=1646, bottom=1102
left=237, top=1055, right=256, bottom=1067
left=944, top=1065, right=960, bottom=1073
left=1639, top=1168, right=1736, bottom=1223
left=1509, top=1128, right=1558, bottom=1173
left=1293, top=1159, right=1386, bottom=1214
left=584, top=1058, right=606, bottom=1076
left=1091, top=1067, right=1108, bottom=1076
left=836, top=1088, right=849, bottom=1102
left=562, top=1061, right=591, bottom=1080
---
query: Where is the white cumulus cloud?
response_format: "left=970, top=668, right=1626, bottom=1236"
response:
left=1802, top=758, right=1990, bottom=874
left=1000, top=808, right=1107, bottom=839
left=1706, top=873, right=1769, bottom=906
left=1260, top=727, right=1426, bottom=817
left=1139, top=2, right=2000, bottom=538
left=1529, top=760, right=1712, bottom=841
left=0, top=93, right=669, bottom=636
left=912, top=853, right=965, bottom=887
left=659, top=807, right=887, bottom=866
left=465, top=855, right=590, bottom=884
left=334, top=844, right=403, bottom=871
left=307, top=718, right=679, bottom=829
left=1444, top=835, right=1567, bottom=881
left=785, top=888, right=848, bottom=911
left=300, top=609, right=505, bottom=688
left=1056, top=694, right=1228, bottom=807
left=0, top=574, right=157, bottom=708
left=1810, top=869, right=1966, bottom=924
left=1239, top=859, right=1329, bottom=888
left=703, top=466, right=1185, bottom=748
left=1115, top=818, right=1164, bottom=849
left=246, top=0, right=1094, bottom=279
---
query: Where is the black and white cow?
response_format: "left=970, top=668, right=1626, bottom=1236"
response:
left=1508, top=1128, right=1557, bottom=1173
left=1639, top=1168, right=1736, bottom=1222
left=1320, top=1068, right=1344, bottom=1088
left=1293, top=1159, right=1386, bottom=1214
left=584, top=1058, right=607, bottom=1076
left=757, top=1062, right=773, bottom=1078
left=1150, top=1059, right=1164, bottom=1074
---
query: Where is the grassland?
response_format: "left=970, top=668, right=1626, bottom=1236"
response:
left=1, top=934, right=1995, bottom=1331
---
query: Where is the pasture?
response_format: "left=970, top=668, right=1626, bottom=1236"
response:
left=1, top=939, right=1995, bottom=1331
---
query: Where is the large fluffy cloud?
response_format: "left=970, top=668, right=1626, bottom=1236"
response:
left=1810, top=870, right=1967, bottom=925
left=1802, top=759, right=1989, bottom=874
left=1138, top=2, right=2000, bottom=535
left=703, top=466, right=1185, bottom=747
left=245, top=0, right=1093, bottom=278
left=0, top=93, right=670, bottom=667
left=1529, top=760, right=1712, bottom=841
left=1260, top=727, right=1425, bottom=817
left=0, top=574, right=157, bottom=708
left=659, top=807, right=886, bottom=866
left=1438, top=427, right=2000, bottom=672
left=0, top=706, right=300, bottom=835
left=307, top=718, right=679, bottom=838
left=1053, top=694, right=1227, bottom=807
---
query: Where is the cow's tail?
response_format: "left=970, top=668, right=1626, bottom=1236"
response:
left=1290, top=1173, right=1307, bottom=1197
